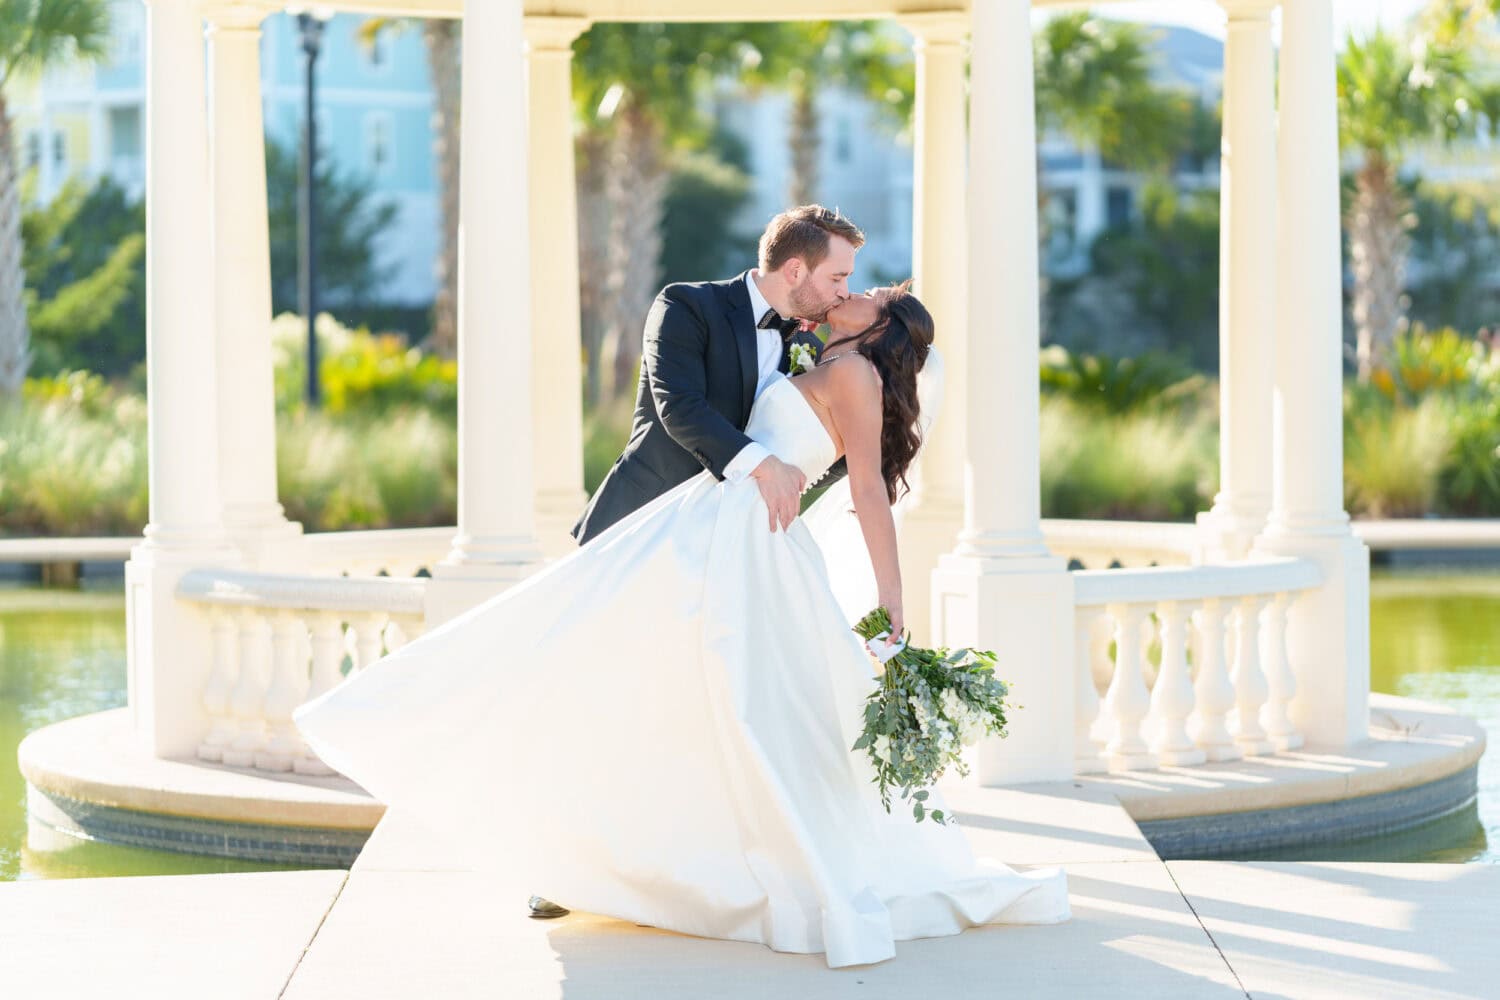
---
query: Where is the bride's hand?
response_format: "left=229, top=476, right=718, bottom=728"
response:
left=882, top=603, right=905, bottom=647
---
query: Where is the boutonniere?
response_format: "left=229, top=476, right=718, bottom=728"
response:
left=788, top=342, right=816, bottom=375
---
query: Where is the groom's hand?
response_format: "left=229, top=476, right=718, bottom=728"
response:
left=751, top=456, right=806, bottom=532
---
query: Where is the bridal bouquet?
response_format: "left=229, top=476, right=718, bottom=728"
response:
left=849, top=607, right=1012, bottom=824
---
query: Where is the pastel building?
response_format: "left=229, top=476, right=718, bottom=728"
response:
left=9, top=1, right=438, bottom=306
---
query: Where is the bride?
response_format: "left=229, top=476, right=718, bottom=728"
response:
left=294, top=283, right=1069, bottom=969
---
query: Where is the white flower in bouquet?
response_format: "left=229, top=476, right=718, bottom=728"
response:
left=788, top=343, right=816, bottom=375
left=848, top=607, right=1014, bottom=824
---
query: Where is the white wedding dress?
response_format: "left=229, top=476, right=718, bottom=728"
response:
left=293, top=369, right=1069, bottom=969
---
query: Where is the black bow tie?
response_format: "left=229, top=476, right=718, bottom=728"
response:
left=757, top=309, right=801, bottom=338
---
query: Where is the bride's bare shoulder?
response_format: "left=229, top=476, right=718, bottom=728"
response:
left=821, top=351, right=880, bottom=385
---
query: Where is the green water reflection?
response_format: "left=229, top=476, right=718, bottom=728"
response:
left=1366, top=572, right=1499, bottom=863
left=0, top=585, right=300, bottom=881
left=2, top=570, right=1496, bottom=878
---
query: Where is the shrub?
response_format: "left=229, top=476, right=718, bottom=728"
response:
left=0, top=388, right=147, bottom=536
left=1372, top=325, right=1498, bottom=404
left=276, top=408, right=456, bottom=530
left=1344, top=395, right=1452, bottom=518
left=272, top=313, right=458, bottom=415
left=1040, top=396, right=1216, bottom=520
left=1039, top=345, right=1203, bottom=415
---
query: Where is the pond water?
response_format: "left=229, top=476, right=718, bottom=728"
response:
left=2, top=570, right=1496, bottom=879
left=0, top=585, right=298, bottom=881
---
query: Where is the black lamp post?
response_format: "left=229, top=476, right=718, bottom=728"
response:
left=296, top=10, right=331, bottom=407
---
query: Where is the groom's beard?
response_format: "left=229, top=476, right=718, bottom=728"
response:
left=788, top=285, right=840, bottom=324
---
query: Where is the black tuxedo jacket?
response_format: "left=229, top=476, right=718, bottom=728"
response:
left=572, top=273, right=848, bottom=545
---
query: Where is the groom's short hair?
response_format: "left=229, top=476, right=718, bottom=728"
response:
left=759, top=205, right=865, bottom=274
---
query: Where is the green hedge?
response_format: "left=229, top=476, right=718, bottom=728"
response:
left=2, top=333, right=1497, bottom=538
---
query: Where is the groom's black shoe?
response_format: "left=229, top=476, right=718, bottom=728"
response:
left=528, top=895, right=570, bottom=919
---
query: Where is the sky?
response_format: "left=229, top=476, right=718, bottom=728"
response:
left=1093, top=0, right=1432, bottom=45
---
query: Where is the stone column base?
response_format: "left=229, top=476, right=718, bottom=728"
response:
left=932, top=552, right=1075, bottom=785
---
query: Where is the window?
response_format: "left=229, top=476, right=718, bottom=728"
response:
left=109, top=106, right=141, bottom=160
left=363, top=31, right=393, bottom=75
left=1106, top=186, right=1133, bottom=228
left=52, top=132, right=66, bottom=168
left=364, top=112, right=394, bottom=176
left=24, top=132, right=40, bottom=170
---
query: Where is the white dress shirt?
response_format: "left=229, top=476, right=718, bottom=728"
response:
left=721, top=271, right=784, bottom=482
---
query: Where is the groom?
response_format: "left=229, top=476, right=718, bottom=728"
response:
left=571, top=203, right=862, bottom=544
left=530, top=205, right=862, bottom=921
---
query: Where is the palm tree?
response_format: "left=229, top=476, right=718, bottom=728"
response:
left=572, top=22, right=787, bottom=401
left=1033, top=14, right=1183, bottom=173
left=1337, top=7, right=1496, bottom=379
left=357, top=17, right=460, bottom=357
left=1031, top=14, right=1186, bottom=322
left=0, top=0, right=111, bottom=393
left=748, top=21, right=912, bottom=207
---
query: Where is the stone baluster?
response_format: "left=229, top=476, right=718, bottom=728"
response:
left=1232, top=594, right=1275, bottom=754
left=351, top=614, right=389, bottom=672
left=1140, top=612, right=1160, bottom=690
left=197, top=610, right=239, bottom=762
left=256, top=613, right=310, bottom=772
left=222, top=612, right=271, bottom=767
left=1149, top=601, right=1207, bottom=765
left=1074, top=608, right=1106, bottom=773
left=293, top=613, right=347, bottom=776
left=1102, top=603, right=1154, bottom=770
left=1260, top=591, right=1304, bottom=750
left=1190, top=598, right=1242, bottom=761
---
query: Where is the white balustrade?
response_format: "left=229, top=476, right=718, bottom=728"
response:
left=1073, top=557, right=1320, bottom=774
left=1042, top=518, right=1197, bottom=570
left=1260, top=591, right=1304, bottom=751
left=180, top=569, right=428, bottom=775
left=1073, top=607, right=1107, bottom=773
left=197, top=610, right=238, bottom=763
left=1231, top=594, right=1275, bottom=755
left=1101, top=602, right=1155, bottom=770
left=299, top=526, right=454, bottom=578
left=1149, top=600, right=1205, bottom=765
left=1191, top=598, right=1241, bottom=762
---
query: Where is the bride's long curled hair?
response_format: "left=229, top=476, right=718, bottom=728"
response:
left=822, top=281, right=935, bottom=504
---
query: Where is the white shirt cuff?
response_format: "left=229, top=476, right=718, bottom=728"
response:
left=723, top=442, right=771, bottom=483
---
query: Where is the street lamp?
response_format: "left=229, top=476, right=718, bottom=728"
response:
left=293, top=7, right=334, bottom=407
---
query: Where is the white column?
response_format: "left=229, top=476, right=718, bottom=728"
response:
left=931, top=0, right=1074, bottom=785
left=1198, top=1, right=1278, bottom=560
left=205, top=3, right=300, bottom=566
left=894, top=12, right=968, bottom=642
left=525, top=16, right=589, bottom=559
left=1255, top=0, right=1371, bottom=748
left=427, top=0, right=543, bottom=623
left=126, top=0, right=239, bottom=759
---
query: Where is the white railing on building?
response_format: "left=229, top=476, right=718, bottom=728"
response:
left=178, top=568, right=428, bottom=776
left=1071, top=557, right=1322, bottom=775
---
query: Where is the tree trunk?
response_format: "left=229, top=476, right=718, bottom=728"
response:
left=1347, top=156, right=1410, bottom=381
left=788, top=84, right=819, bottom=206
left=0, top=95, right=28, bottom=393
left=603, top=105, right=667, bottom=400
left=424, top=19, right=461, bottom=358
left=576, top=129, right=610, bottom=408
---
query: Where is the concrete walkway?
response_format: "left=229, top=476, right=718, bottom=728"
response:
left=4, top=777, right=1497, bottom=1000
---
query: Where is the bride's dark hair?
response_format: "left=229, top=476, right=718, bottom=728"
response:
left=822, top=281, right=935, bottom=504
